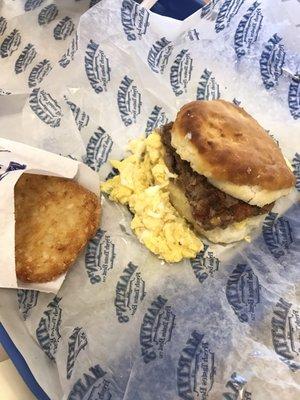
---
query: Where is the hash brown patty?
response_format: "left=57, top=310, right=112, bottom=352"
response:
left=15, top=174, right=100, bottom=283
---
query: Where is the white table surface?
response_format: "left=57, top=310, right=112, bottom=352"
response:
left=0, top=345, right=36, bottom=400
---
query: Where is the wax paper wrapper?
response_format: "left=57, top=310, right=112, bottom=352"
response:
left=0, top=0, right=299, bottom=399
left=0, top=137, right=100, bottom=293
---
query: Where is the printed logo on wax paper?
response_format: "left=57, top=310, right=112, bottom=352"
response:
left=84, top=127, right=113, bottom=172
left=201, top=0, right=220, bottom=21
left=14, top=44, right=37, bottom=74
left=59, top=33, right=78, bottom=68
left=17, top=289, right=39, bottom=320
left=85, top=228, right=116, bottom=284
left=170, top=49, right=193, bottom=97
left=271, top=297, right=300, bottom=372
left=233, top=97, right=241, bottom=106
left=186, top=29, right=201, bottom=41
left=38, top=4, right=58, bottom=26
left=145, top=105, right=169, bottom=136
left=121, top=0, right=149, bottom=41
left=223, top=372, right=252, bottom=400
left=53, top=17, right=74, bottom=40
left=24, top=0, right=45, bottom=12
left=36, top=296, right=62, bottom=361
left=262, top=212, right=293, bottom=259
left=0, top=29, right=21, bottom=58
left=64, top=96, right=90, bottom=131
left=117, top=75, right=142, bottom=126
left=0, top=161, right=26, bottom=181
left=292, top=153, right=300, bottom=191
left=226, top=264, right=260, bottom=323
left=28, top=59, right=52, bottom=88
left=177, top=330, right=216, bottom=399
left=0, top=17, right=7, bottom=36
left=140, top=295, right=175, bottom=363
left=147, top=37, right=173, bottom=74
left=197, top=68, right=221, bottom=101
left=85, top=40, right=111, bottom=94
left=288, top=74, right=300, bottom=120
left=115, top=262, right=146, bottom=323
left=234, top=1, right=263, bottom=59
left=68, top=364, right=112, bottom=400
left=66, top=327, right=88, bottom=380
left=191, top=244, right=220, bottom=284
left=105, top=167, right=119, bottom=181
left=29, top=88, right=62, bottom=127
left=215, top=0, right=245, bottom=33
left=259, top=33, right=285, bottom=90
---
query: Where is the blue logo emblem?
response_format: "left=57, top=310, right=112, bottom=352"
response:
left=29, top=88, right=62, bottom=128
left=85, top=39, right=111, bottom=94
left=117, top=75, right=142, bottom=126
left=191, top=244, right=220, bottom=283
left=0, top=16, right=7, bottom=36
left=226, top=264, right=260, bottom=323
left=25, top=0, right=45, bottom=11
left=121, top=0, right=149, bottom=41
left=234, top=1, right=263, bottom=59
left=197, top=68, right=220, bottom=100
left=147, top=37, right=173, bottom=74
left=170, top=49, right=193, bottom=96
left=115, top=262, right=146, bottom=323
left=201, top=0, right=220, bottom=21
left=271, top=298, right=300, bottom=372
left=263, top=212, right=293, bottom=259
left=38, top=4, right=58, bottom=26
left=0, top=161, right=26, bottom=181
left=145, top=105, right=169, bottom=136
left=64, top=96, right=90, bottom=132
left=66, top=327, right=88, bottom=379
left=17, top=289, right=38, bottom=320
left=292, top=153, right=300, bottom=191
left=233, top=97, right=241, bottom=106
left=85, top=229, right=116, bottom=285
left=186, top=28, right=201, bottom=41
left=36, top=296, right=62, bottom=361
left=59, top=33, right=78, bottom=68
left=260, top=33, right=285, bottom=90
left=53, top=17, right=74, bottom=40
left=84, top=127, right=113, bottom=172
left=68, top=364, right=112, bottom=400
left=177, top=331, right=216, bottom=399
left=0, top=29, right=21, bottom=58
left=223, top=372, right=252, bottom=399
left=215, top=0, right=245, bottom=33
left=15, top=43, right=37, bottom=74
left=140, top=295, right=175, bottom=363
left=288, top=74, right=300, bottom=120
left=28, top=59, right=52, bottom=88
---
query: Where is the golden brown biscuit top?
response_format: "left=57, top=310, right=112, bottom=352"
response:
left=172, top=100, right=295, bottom=190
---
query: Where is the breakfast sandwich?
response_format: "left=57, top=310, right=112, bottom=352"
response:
left=15, top=173, right=100, bottom=282
left=161, top=100, right=295, bottom=243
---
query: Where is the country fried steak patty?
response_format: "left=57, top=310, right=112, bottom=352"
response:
left=160, top=123, right=273, bottom=231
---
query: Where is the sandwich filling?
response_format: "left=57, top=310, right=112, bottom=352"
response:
left=160, top=123, right=273, bottom=231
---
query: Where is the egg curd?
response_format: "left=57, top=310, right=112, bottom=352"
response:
left=101, top=131, right=203, bottom=262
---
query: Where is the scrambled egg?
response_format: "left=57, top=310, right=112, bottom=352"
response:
left=101, top=131, right=203, bottom=262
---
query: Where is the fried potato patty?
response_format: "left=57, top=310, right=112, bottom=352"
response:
left=15, top=174, right=100, bottom=283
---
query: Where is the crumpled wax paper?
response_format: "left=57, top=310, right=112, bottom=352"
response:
left=0, top=0, right=299, bottom=399
left=0, top=137, right=100, bottom=293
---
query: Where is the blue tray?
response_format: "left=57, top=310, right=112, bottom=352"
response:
left=0, top=2, right=205, bottom=399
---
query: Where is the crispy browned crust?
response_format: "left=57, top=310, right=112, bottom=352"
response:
left=15, top=174, right=100, bottom=283
left=172, top=100, right=295, bottom=190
